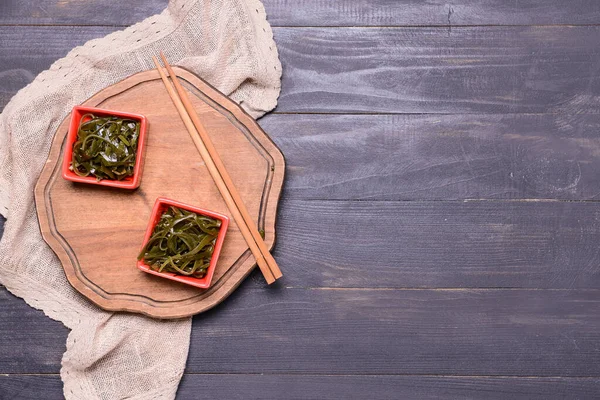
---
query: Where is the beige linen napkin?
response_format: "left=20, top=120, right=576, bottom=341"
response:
left=0, top=0, right=281, bottom=398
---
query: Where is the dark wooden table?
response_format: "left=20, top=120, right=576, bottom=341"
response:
left=2, top=1, right=600, bottom=398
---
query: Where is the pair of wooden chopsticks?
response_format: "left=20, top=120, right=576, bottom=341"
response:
left=152, top=52, right=282, bottom=284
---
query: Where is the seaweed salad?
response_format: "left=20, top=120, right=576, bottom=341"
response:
left=70, top=113, right=140, bottom=180
left=138, top=206, right=222, bottom=278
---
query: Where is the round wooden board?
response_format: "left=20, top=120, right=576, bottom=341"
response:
left=34, top=67, right=285, bottom=319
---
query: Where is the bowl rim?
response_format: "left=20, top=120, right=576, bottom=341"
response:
left=136, top=197, right=230, bottom=289
left=61, top=105, right=148, bottom=189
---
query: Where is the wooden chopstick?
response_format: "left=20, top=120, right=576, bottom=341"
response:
left=158, top=52, right=283, bottom=280
left=151, top=56, right=279, bottom=284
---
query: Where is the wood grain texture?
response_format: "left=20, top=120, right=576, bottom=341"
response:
left=3, top=114, right=600, bottom=204
left=274, top=26, right=600, bottom=113
left=0, top=288, right=67, bottom=374
left=0, top=375, right=63, bottom=400
left=3, top=26, right=600, bottom=114
left=263, top=113, right=600, bottom=201
left=5, top=200, right=600, bottom=372
left=2, top=374, right=600, bottom=400
left=34, top=67, right=285, bottom=318
left=269, top=200, right=600, bottom=289
left=0, top=26, right=117, bottom=109
left=264, top=0, right=600, bottom=27
left=0, top=0, right=167, bottom=26
left=2, top=284, right=600, bottom=376
left=178, top=287, right=600, bottom=376
left=2, top=0, right=600, bottom=27
left=175, top=374, right=600, bottom=399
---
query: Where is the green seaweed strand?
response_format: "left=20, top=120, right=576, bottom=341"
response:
left=138, top=207, right=222, bottom=279
left=70, top=113, right=140, bottom=181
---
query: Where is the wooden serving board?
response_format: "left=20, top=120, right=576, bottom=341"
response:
left=34, top=67, right=285, bottom=319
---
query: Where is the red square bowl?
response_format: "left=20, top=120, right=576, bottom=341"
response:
left=137, top=198, right=229, bottom=289
left=62, top=105, right=148, bottom=189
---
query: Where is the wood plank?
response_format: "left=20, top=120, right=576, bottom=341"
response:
left=274, top=26, right=600, bottom=113
left=0, top=376, right=63, bottom=400
left=0, top=288, right=67, bottom=374
left=1, top=0, right=600, bottom=27
left=3, top=200, right=600, bottom=373
left=180, top=375, right=600, bottom=399
left=0, top=0, right=167, bottom=26
left=3, top=26, right=600, bottom=114
left=4, top=100, right=599, bottom=204
left=270, top=200, right=600, bottom=289
left=2, top=374, right=600, bottom=400
left=0, top=26, right=117, bottom=109
left=3, top=284, right=600, bottom=376
left=12, top=198, right=600, bottom=292
left=187, top=287, right=600, bottom=376
left=264, top=0, right=600, bottom=27
left=263, top=113, right=600, bottom=201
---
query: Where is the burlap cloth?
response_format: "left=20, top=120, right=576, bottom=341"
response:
left=0, top=0, right=281, bottom=398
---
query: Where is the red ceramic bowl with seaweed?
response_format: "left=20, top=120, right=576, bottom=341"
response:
left=62, top=105, right=148, bottom=189
left=137, top=197, right=229, bottom=289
